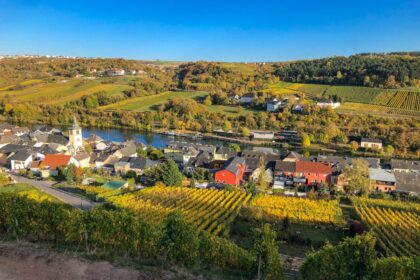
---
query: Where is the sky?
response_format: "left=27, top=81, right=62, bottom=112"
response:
left=0, top=0, right=419, bottom=62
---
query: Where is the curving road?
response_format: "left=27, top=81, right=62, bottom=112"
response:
left=10, top=174, right=97, bottom=211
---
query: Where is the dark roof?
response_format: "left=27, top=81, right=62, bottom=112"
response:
left=222, top=156, right=245, bottom=176
left=363, top=157, right=380, bottom=169
left=0, top=144, right=29, bottom=154
left=47, top=134, right=69, bottom=145
left=129, top=157, right=158, bottom=170
left=215, top=146, right=236, bottom=156
left=391, top=159, right=420, bottom=171
left=394, top=171, right=420, bottom=194
left=245, top=158, right=260, bottom=171
left=10, top=149, right=32, bottom=161
left=361, top=138, right=382, bottom=144
left=187, top=151, right=213, bottom=168
left=275, top=161, right=296, bottom=172
left=34, top=145, right=59, bottom=155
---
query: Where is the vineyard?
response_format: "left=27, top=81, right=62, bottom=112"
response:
left=108, top=186, right=251, bottom=236
left=387, top=91, right=420, bottom=111
left=352, top=197, right=420, bottom=257
left=249, top=195, right=346, bottom=227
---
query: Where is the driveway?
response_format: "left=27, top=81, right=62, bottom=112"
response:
left=10, top=174, right=97, bottom=211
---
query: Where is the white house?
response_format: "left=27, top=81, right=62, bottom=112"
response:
left=251, top=131, right=275, bottom=140
left=239, top=93, right=257, bottom=104
left=316, top=101, right=341, bottom=109
left=10, top=150, right=33, bottom=170
left=361, top=138, right=383, bottom=150
left=266, top=98, right=283, bottom=112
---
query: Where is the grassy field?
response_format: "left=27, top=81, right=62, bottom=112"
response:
left=0, top=183, right=59, bottom=202
left=100, top=91, right=209, bottom=112
left=0, top=78, right=134, bottom=105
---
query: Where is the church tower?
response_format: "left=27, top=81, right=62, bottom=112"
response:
left=69, top=117, right=83, bottom=152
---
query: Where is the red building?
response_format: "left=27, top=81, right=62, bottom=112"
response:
left=214, top=156, right=246, bottom=186
left=274, top=161, right=332, bottom=185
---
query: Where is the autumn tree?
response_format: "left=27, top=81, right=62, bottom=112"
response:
left=161, top=159, right=183, bottom=186
left=343, top=159, right=370, bottom=196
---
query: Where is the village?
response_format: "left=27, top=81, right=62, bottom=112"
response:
left=0, top=120, right=418, bottom=197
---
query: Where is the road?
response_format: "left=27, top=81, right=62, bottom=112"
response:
left=10, top=174, right=97, bottom=211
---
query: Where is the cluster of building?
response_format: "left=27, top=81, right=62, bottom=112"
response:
left=163, top=141, right=419, bottom=196
left=228, top=93, right=340, bottom=113
left=0, top=122, right=418, bottom=196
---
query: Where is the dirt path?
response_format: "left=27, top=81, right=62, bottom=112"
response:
left=0, top=242, right=203, bottom=280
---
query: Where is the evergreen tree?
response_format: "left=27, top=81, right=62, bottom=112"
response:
left=161, top=159, right=183, bottom=186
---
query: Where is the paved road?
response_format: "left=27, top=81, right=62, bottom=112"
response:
left=10, top=174, right=97, bottom=211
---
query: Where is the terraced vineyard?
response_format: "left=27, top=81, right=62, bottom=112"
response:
left=108, top=186, right=251, bottom=236
left=249, top=195, right=346, bottom=226
left=387, top=91, right=420, bottom=111
left=352, top=197, right=420, bottom=257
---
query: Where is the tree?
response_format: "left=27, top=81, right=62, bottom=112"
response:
left=253, top=223, right=283, bottom=280
left=137, top=148, right=147, bottom=157
left=336, top=71, right=343, bottom=79
left=363, top=75, right=371, bottom=86
left=301, top=133, right=311, bottom=148
left=350, top=141, right=359, bottom=153
left=203, top=95, right=212, bottom=106
left=343, top=159, right=370, bottom=195
left=254, top=157, right=269, bottom=194
left=229, top=143, right=241, bottom=152
left=301, top=233, right=377, bottom=280
left=159, top=212, right=199, bottom=266
left=241, top=127, right=251, bottom=138
left=384, top=145, right=394, bottom=156
left=223, top=120, right=232, bottom=132
left=161, top=159, right=183, bottom=186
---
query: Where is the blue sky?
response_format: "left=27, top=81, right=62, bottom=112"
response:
left=0, top=0, right=419, bottom=61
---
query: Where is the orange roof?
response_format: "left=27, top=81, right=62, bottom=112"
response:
left=40, top=154, right=72, bottom=170
left=296, top=161, right=332, bottom=174
left=31, top=161, right=41, bottom=168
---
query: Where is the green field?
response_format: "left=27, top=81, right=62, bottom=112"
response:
left=100, top=91, right=209, bottom=112
left=0, top=78, right=134, bottom=105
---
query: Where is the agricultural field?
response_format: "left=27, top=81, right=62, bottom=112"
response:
left=248, top=195, right=346, bottom=227
left=352, top=197, right=420, bottom=257
left=100, top=91, right=209, bottom=112
left=387, top=91, right=420, bottom=111
left=108, top=186, right=251, bottom=236
left=336, top=102, right=420, bottom=117
left=0, top=78, right=133, bottom=105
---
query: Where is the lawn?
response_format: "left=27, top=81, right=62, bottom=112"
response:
left=0, top=183, right=59, bottom=202
left=100, top=91, right=209, bottom=112
left=205, top=104, right=260, bottom=115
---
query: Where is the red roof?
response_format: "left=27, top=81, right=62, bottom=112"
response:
left=296, top=161, right=331, bottom=174
left=40, top=154, right=72, bottom=170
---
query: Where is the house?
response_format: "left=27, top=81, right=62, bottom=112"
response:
left=214, top=146, right=236, bottom=161
left=106, top=69, right=125, bottom=76
left=10, top=149, right=33, bottom=170
left=115, top=156, right=159, bottom=175
left=310, top=155, right=352, bottom=188
left=164, top=142, right=215, bottom=164
left=292, top=104, right=304, bottom=114
left=239, top=93, right=256, bottom=104
left=275, top=130, right=300, bottom=142
left=266, top=98, right=283, bottom=112
left=214, top=157, right=246, bottom=186
left=34, top=133, right=70, bottom=152
left=274, top=161, right=332, bottom=188
left=390, top=159, right=420, bottom=173
left=394, top=172, right=420, bottom=196
left=251, top=131, right=275, bottom=140
left=282, top=151, right=303, bottom=162
left=74, top=152, right=91, bottom=168
left=316, top=101, right=340, bottom=109
left=361, top=138, right=382, bottom=150
left=369, top=168, right=396, bottom=192
left=228, top=94, right=240, bottom=102
left=184, top=151, right=213, bottom=175
left=39, top=154, right=79, bottom=177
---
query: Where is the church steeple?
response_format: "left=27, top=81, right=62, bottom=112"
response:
left=69, top=116, right=83, bottom=153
